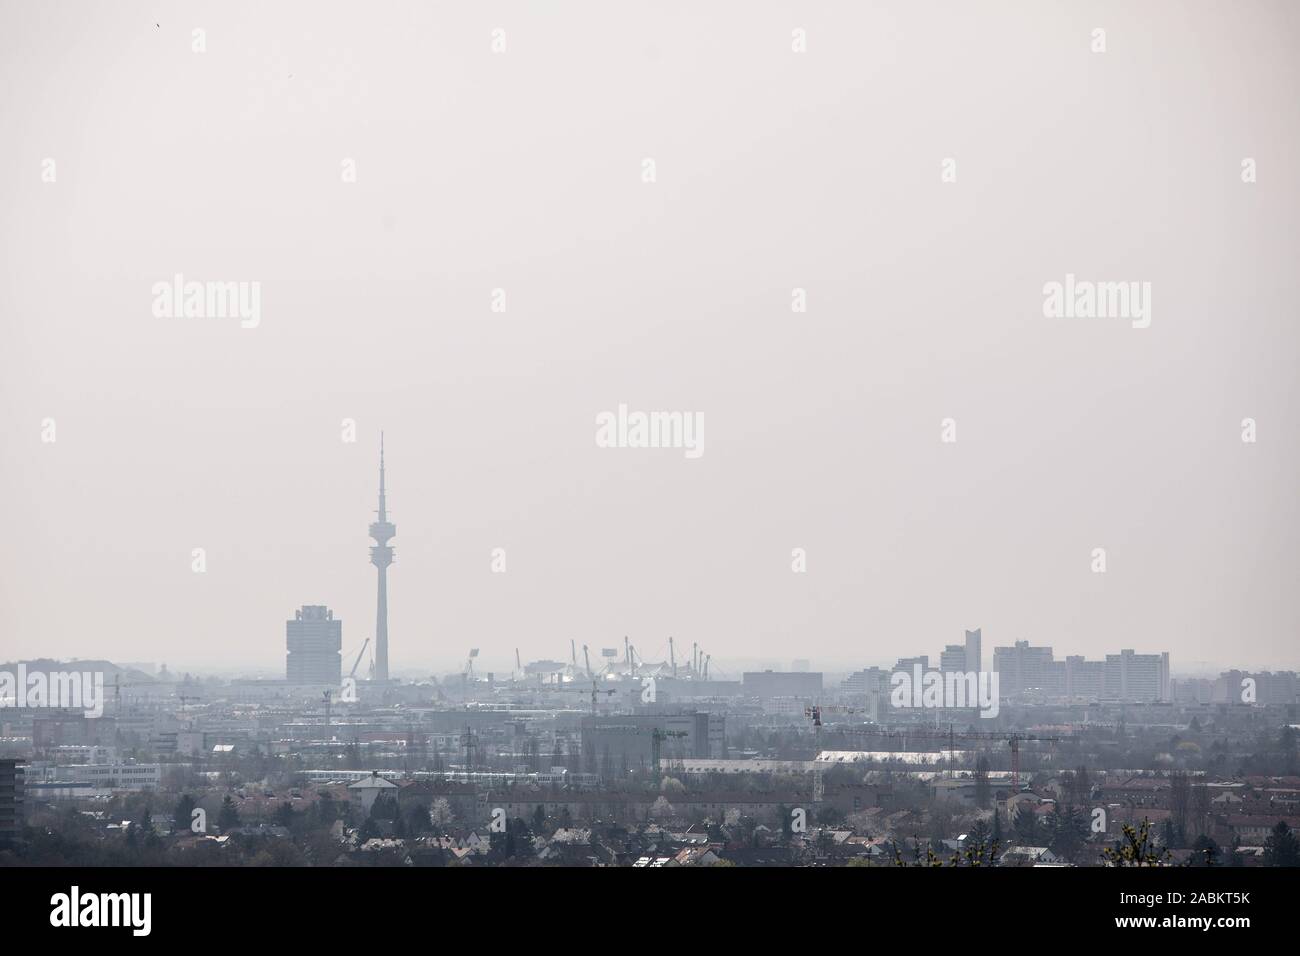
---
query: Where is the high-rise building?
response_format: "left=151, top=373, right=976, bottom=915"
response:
left=1212, top=670, right=1299, bottom=705
left=1062, top=655, right=1104, bottom=697
left=842, top=667, right=891, bottom=695
left=964, top=628, right=982, bottom=673
left=369, top=435, right=396, bottom=682
left=992, top=642, right=1054, bottom=697
left=1254, top=671, right=1298, bottom=705
left=1103, top=650, right=1170, bottom=702
left=940, top=645, right=967, bottom=672
left=0, top=759, right=23, bottom=846
left=286, top=605, right=342, bottom=684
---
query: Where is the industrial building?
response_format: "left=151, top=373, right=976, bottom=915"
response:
left=741, top=671, right=822, bottom=700
left=580, top=713, right=726, bottom=774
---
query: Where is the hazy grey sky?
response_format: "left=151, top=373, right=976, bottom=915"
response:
left=1, top=2, right=1296, bottom=674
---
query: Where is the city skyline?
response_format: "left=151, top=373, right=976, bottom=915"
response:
left=3, top=5, right=1298, bottom=676
left=4, top=0, right=1300, bottom=920
left=1, top=421, right=1292, bottom=677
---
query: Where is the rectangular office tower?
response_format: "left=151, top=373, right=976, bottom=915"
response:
left=964, top=628, right=982, bottom=673
left=286, top=605, right=342, bottom=685
left=0, top=759, right=23, bottom=846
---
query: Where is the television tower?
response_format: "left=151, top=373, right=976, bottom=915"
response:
left=369, top=434, right=395, bottom=682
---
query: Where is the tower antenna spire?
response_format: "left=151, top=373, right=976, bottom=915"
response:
left=369, top=433, right=395, bottom=682
left=378, top=431, right=387, bottom=521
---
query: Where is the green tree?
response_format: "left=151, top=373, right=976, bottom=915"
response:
left=974, top=755, right=991, bottom=809
left=1103, top=819, right=1169, bottom=867
left=275, top=801, right=295, bottom=829
left=1161, top=818, right=1179, bottom=851
left=218, top=794, right=240, bottom=831
left=1169, top=772, right=1190, bottom=845
left=405, top=803, right=430, bottom=835
left=370, top=792, right=398, bottom=822
left=1263, top=820, right=1300, bottom=866
left=172, top=794, right=197, bottom=834
left=1189, top=834, right=1219, bottom=867
left=1012, top=803, right=1038, bottom=844
left=1280, top=727, right=1298, bottom=776
left=1046, top=805, right=1089, bottom=863
left=1075, top=765, right=1090, bottom=798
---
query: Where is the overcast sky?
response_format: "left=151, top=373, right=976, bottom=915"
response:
left=1, top=1, right=1297, bottom=676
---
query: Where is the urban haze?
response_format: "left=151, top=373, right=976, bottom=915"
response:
left=0, top=1, right=1298, bottom=880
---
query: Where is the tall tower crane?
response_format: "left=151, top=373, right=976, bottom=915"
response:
left=553, top=679, right=617, bottom=715
left=650, top=729, right=687, bottom=780
left=347, top=638, right=371, bottom=679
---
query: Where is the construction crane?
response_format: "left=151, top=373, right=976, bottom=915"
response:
left=463, top=648, right=480, bottom=685
left=807, top=704, right=870, bottom=717
left=111, top=674, right=158, bottom=710
left=594, top=725, right=688, bottom=779
left=347, top=638, right=371, bottom=679
left=109, top=675, right=162, bottom=745
left=802, top=705, right=871, bottom=802
left=553, top=679, right=617, bottom=715
left=460, top=726, right=478, bottom=772
left=806, top=705, right=825, bottom=803
left=650, top=729, right=687, bottom=779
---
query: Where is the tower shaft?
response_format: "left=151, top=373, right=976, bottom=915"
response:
left=375, top=565, right=389, bottom=681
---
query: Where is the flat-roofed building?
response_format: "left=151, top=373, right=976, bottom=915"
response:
left=992, top=642, right=1055, bottom=697
left=939, top=645, right=967, bottom=672
left=742, top=671, right=822, bottom=700
left=1104, top=650, right=1170, bottom=702
left=0, top=759, right=23, bottom=845
left=964, top=628, right=982, bottom=673
left=580, top=712, right=726, bottom=774
left=286, top=605, right=342, bottom=685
